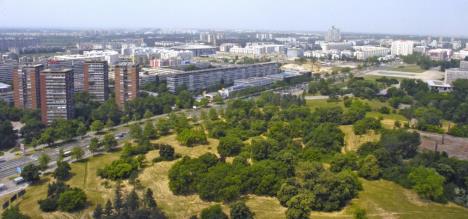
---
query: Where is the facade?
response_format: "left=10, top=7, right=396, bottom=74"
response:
left=219, top=43, right=239, bottom=52
left=325, top=26, right=341, bottom=42
left=166, top=62, right=280, bottom=93
left=445, top=68, right=468, bottom=85
left=427, top=49, right=452, bottom=61
left=460, top=61, right=468, bottom=70
left=40, top=69, right=74, bottom=124
left=354, top=46, right=391, bottom=60
left=321, top=42, right=353, bottom=51
left=391, top=40, right=414, bottom=56
left=0, top=62, right=16, bottom=84
left=114, top=62, right=140, bottom=108
left=13, top=64, right=44, bottom=109
left=287, top=48, right=304, bottom=58
left=172, top=44, right=216, bottom=57
left=83, top=61, right=109, bottom=103
left=229, top=44, right=285, bottom=56
left=0, top=82, right=13, bottom=104
left=427, top=80, right=452, bottom=93
left=48, top=59, right=85, bottom=92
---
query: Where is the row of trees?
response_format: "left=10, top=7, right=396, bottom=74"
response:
left=92, top=183, right=167, bottom=219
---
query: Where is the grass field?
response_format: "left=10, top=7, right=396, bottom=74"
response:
left=306, top=99, right=390, bottom=112
left=388, top=64, right=425, bottom=73
left=311, top=179, right=468, bottom=219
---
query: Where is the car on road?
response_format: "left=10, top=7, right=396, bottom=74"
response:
left=63, top=150, right=72, bottom=157
left=0, top=184, right=5, bottom=191
left=13, top=177, right=24, bottom=185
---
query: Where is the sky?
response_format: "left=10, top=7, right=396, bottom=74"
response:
left=0, top=0, right=467, bottom=36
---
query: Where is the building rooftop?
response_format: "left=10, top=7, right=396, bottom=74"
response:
left=172, top=44, right=216, bottom=50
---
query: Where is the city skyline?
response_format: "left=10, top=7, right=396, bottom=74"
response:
left=0, top=0, right=468, bottom=37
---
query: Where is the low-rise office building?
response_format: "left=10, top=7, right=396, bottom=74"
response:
left=166, top=62, right=280, bottom=93
left=172, top=44, right=216, bottom=57
left=354, top=46, right=390, bottom=60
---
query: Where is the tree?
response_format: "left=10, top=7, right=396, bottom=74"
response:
left=89, top=137, right=100, bottom=154
left=200, top=205, right=228, bottom=219
left=71, top=146, right=84, bottom=161
left=143, top=121, right=157, bottom=139
left=198, top=97, right=209, bottom=108
left=114, top=183, right=123, bottom=213
left=21, top=164, right=40, bottom=182
left=126, top=189, right=139, bottom=212
left=38, top=154, right=50, bottom=170
left=286, top=207, right=309, bottom=219
left=213, top=95, right=224, bottom=104
left=102, top=133, right=117, bottom=151
left=156, top=118, right=171, bottom=136
left=57, top=188, right=87, bottom=212
left=93, top=204, right=103, bottom=219
left=0, top=120, right=17, bottom=150
left=2, top=206, right=30, bottom=219
left=408, top=166, right=445, bottom=201
left=230, top=201, right=254, bottom=219
left=358, top=155, right=381, bottom=180
left=354, top=208, right=367, bottom=219
left=305, top=123, right=344, bottom=152
left=90, top=120, right=104, bottom=132
left=380, top=129, right=420, bottom=159
left=104, top=200, right=113, bottom=216
left=159, top=144, right=175, bottom=161
left=129, top=123, right=143, bottom=140
left=217, top=135, right=244, bottom=158
left=143, top=188, right=157, bottom=209
left=54, top=161, right=71, bottom=181
left=176, top=90, right=194, bottom=109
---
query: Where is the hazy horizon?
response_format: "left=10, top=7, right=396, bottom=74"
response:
left=1, top=0, right=467, bottom=37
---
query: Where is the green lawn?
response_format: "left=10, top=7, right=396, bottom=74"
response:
left=388, top=64, right=425, bottom=73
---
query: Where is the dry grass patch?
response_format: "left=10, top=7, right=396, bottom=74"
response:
left=339, top=125, right=380, bottom=153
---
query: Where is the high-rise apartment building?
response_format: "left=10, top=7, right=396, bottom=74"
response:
left=83, top=61, right=109, bottom=103
left=325, top=26, right=341, bottom=42
left=40, top=69, right=74, bottom=124
left=48, top=59, right=85, bottom=92
left=13, top=64, right=44, bottom=109
left=114, top=62, right=139, bottom=108
left=391, top=40, right=414, bottom=56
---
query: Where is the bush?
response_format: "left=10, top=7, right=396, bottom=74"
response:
left=159, top=144, right=175, bottom=161
left=97, top=158, right=138, bottom=180
left=200, top=205, right=228, bottom=219
left=176, top=128, right=208, bottom=147
left=57, top=188, right=87, bottom=212
left=38, top=198, right=58, bottom=212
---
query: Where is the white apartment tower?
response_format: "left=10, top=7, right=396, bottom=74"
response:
left=325, top=26, right=341, bottom=42
left=391, top=40, right=414, bottom=56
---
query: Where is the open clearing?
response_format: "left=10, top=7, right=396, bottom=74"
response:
left=387, top=64, right=425, bottom=73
